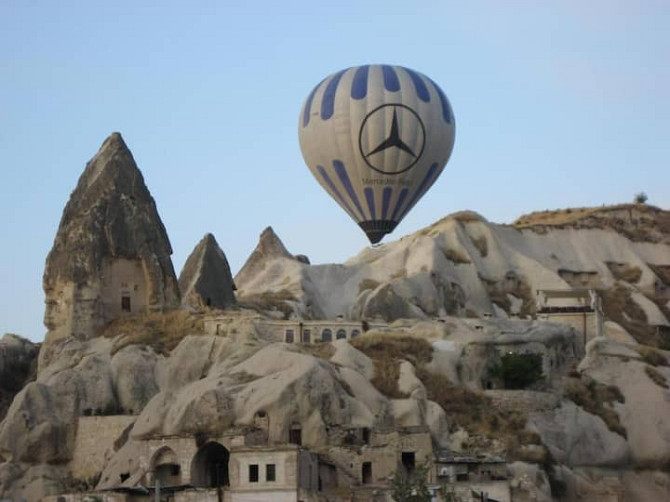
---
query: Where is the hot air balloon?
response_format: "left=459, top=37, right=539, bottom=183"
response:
left=298, top=64, right=455, bottom=244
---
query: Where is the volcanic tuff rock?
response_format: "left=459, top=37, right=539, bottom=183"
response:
left=235, top=206, right=670, bottom=346
left=179, top=233, right=236, bottom=310
left=42, top=133, right=179, bottom=351
left=234, top=226, right=297, bottom=289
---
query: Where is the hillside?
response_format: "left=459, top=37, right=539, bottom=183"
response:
left=236, top=205, right=670, bottom=349
left=2, top=134, right=670, bottom=501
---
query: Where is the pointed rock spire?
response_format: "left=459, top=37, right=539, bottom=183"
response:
left=43, top=133, right=180, bottom=345
left=234, top=226, right=296, bottom=289
left=179, top=233, right=237, bottom=310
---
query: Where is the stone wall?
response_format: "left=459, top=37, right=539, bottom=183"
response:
left=538, top=312, right=601, bottom=346
left=69, top=415, right=136, bottom=481
left=325, top=429, right=434, bottom=487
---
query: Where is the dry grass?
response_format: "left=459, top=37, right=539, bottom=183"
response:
left=352, top=331, right=544, bottom=459
left=443, top=248, right=471, bottom=264
left=351, top=334, right=432, bottom=399
left=648, top=264, right=670, bottom=286
left=351, top=333, right=433, bottom=368
left=101, top=309, right=205, bottom=355
left=416, top=368, right=540, bottom=460
left=644, top=366, right=669, bottom=389
left=564, top=377, right=626, bottom=437
left=470, top=235, right=488, bottom=257
left=489, top=290, right=511, bottom=313
left=370, top=359, right=408, bottom=398
left=301, top=343, right=336, bottom=360
left=606, top=262, right=642, bottom=284
left=601, top=284, right=658, bottom=346
left=636, top=346, right=668, bottom=367
left=358, top=279, right=381, bottom=294
left=513, top=204, right=669, bottom=244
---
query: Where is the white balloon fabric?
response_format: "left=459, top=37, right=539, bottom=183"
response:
left=298, top=64, right=455, bottom=244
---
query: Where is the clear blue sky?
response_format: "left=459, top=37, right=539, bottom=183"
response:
left=2, top=1, right=669, bottom=342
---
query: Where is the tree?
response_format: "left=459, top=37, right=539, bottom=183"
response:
left=634, top=192, right=648, bottom=204
left=390, top=463, right=432, bottom=502
left=491, top=352, right=544, bottom=389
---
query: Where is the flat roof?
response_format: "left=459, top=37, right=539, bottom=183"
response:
left=537, top=289, right=595, bottom=299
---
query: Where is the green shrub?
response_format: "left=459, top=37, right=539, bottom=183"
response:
left=491, top=353, right=544, bottom=389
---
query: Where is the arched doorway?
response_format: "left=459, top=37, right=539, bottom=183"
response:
left=191, top=442, right=230, bottom=488
left=321, top=329, right=332, bottom=342
left=151, top=447, right=181, bottom=487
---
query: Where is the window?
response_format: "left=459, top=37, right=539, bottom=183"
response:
left=401, top=452, right=415, bottom=474
left=289, top=424, right=302, bottom=445
left=362, top=428, right=371, bottom=445
left=302, top=329, right=311, bottom=343
left=121, top=296, right=131, bottom=312
left=321, top=329, right=332, bottom=342
left=285, top=329, right=295, bottom=343
left=266, top=464, right=276, bottom=482
left=351, top=329, right=360, bottom=338
left=336, top=329, right=346, bottom=340
left=206, top=297, right=212, bottom=307
left=362, top=462, right=372, bottom=484
left=249, top=464, right=259, bottom=483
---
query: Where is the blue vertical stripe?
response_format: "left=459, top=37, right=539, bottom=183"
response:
left=332, top=160, right=365, bottom=220
left=364, top=188, right=376, bottom=220
left=321, top=69, right=347, bottom=120
left=390, top=188, right=410, bottom=222
left=381, top=187, right=393, bottom=220
left=382, top=65, right=400, bottom=92
left=429, top=78, right=453, bottom=123
left=302, top=80, right=323, bottom=127
left=317, top=165, right=355, bottom=218
left=403, top=67, right=431, bottom=102
left=399, top=163, right=439, bottom=220
left=351, top=65, right=369, bottom=99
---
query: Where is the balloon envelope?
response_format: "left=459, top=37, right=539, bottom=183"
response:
left=298, top=64, right=455, bottom=244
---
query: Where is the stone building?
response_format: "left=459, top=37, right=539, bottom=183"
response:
left=435, top=451, right=510, bottom=502
left=204, top=315, right=387, bottom=344
left=536, top=289, right=603, bottom=346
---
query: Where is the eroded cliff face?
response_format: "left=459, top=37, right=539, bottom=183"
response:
left=42, top=133, right=180, bottom=352
left=235, top=207, right=670, bottom=347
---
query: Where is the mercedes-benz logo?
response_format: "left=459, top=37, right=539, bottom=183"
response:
left=358, top=103, right=425, bottom=175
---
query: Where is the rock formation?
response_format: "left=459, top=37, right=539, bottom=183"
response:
left=42, top=133, right=180, bottom=350
left=2, top=130, right=670, bottom=501
left=179, top=233, right=236, bottom=310
left=235, top=226, right=297, bottom=289
left=236, top=206, right=670, bottom=347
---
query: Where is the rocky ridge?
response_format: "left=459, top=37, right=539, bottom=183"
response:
left=1, top=133, right=670, bottom=501
left=236, top=207, right=670, bottom=347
